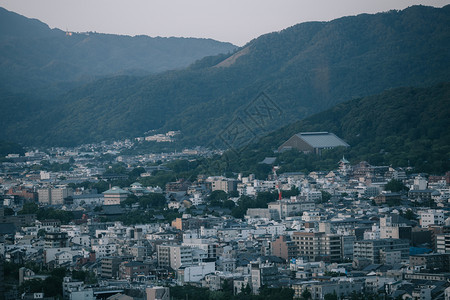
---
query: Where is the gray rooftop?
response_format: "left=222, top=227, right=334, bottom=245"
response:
left=297, top=132, right=349, bottom=148
left=103, top=186, right=129, bottom=195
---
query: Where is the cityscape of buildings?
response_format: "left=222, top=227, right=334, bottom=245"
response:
left=1, top=136, right=450, bottom=300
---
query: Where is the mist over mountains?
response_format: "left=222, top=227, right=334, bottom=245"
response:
left=1, top=5, right=449, bottom=148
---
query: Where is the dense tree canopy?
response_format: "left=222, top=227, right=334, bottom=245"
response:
left=1, top=5, right=449, bottom=147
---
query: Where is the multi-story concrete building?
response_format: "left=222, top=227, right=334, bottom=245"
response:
left=246, top=208, right=279, bottom=220
left=156, top=245, right=171, bottom=269
left=51, top=187, right=73, bottom=205
left=353, top=239, right=409, bottom=264
left=437, top=234, right=450, bottom=254
left=177, top=262, right=215, bottom=284
left=44, top=232, right=69, bottom=248
left=341, top=235, right=356, bottom=260
left=170, top=245, right=193, bottom=270
left=92, top=243, right=117, bottom=258
left=292, top=232, right=342, bottom=262
left=410, top=253, right=450, bottom=272
left=38, top=188, right=52, bottom=205
left=119, top=261, right=150, bottom=280
left=38, top=187, right=73, bottom=205
left=182, top=234, right=217, bottom=260
left=294, top=279, right=364, bottom=300
left=380, top=214, right=412, bottom=239
left=419, top=209, right=445, bottom=228
left=131, top=245, right=147, bottom=261
left=101, top=257, right=131, bottom=279
left=250, top=261, right=279, bottom=294
left=271, top=235, right=297, bottom=261
left=206, top=176, right=238, bottom=193
left=157, top=244, right=193, bottom=270
left=268, top=200, right=315, bottom=219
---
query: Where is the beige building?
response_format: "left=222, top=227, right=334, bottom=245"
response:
left=271, top=235, right=297, bottom=260
left=380, top=214, right=412, bottom=240
left=103, top=186, right=129, bottom=205
left=38, top=187, right=73, bottom=205
left=292, top=232, right=342, bottom=262
left=206, top=176, right=238, bottom=193
left=146, top=287, right=170, bottom=300
left=38, top=188, right=51, bottom=205
left=157, top=244, right=193, bottom=270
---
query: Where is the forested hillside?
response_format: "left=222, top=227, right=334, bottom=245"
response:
left=212, top=83, right=450, bottom=177
left=0, top=7, right=236, bottom=95
left=1, top=5, right=450, bottom=147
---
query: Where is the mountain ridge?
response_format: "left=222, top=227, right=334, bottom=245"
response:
left=0, top=7, right=237, bottom=95
left=1, top=5, right=449, bottom=147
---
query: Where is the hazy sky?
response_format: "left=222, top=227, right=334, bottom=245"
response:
left=1, top=0, right=448, bottom=46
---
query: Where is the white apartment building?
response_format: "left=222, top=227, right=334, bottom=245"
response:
left=364, top=225, right=380, bottom=240
left=268, top=200, right=315, bottom=219
left=419, top=209, right=445, bottom=228
left=177, top=262, right=215, bottom=283
left=92, top=243, right=117, bottom=258
left=412, top=175, right=428, bottom=190
left=302, top=211, right=322, bottom=222
left=190, top=193, right=204, bottom=206
left=301, top=190, right=322, bottom=202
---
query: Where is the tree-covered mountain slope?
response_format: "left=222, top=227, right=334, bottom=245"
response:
left=0, top=7, right=236, bottom=95
left=217, top=83, right=450, bottom=176
left=1, top=5, right=450, bottom=147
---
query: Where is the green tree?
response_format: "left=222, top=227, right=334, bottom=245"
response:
left=128, top=167, right=146, bottom=179
left=72, top=270, right=87, bottom=282
left=255, top=191, right=277, bottom=206
left=208, top=190, right=228, bottom=202
left=138, top=193, right=167, bottom=209
left=18, top=202, right=39, bottom=215
left=300, top=289, right=312, bottom=300
left=19, top=278, right=43, bottom=294
left=324, top=291, right=338, bottom=300
left=223, top=200, right=236, bottom=209
left=403, top=209, right=417, bottom=220
left=43, top=275, right=63, bottom=297
left=121, top=194, right=138, bottom=208
left=320, top=191, right=332, bottom=203
left=104, top=163, right=127, bottom=175
left=3, top=207, right=14, bottom=216
left=240, top=283, right=252, bottom=295
left=260, top=286, right=295, bottom=300
left=385, top=179, right=409, bottom=192
left=228, top=190, right=240, bottom=198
